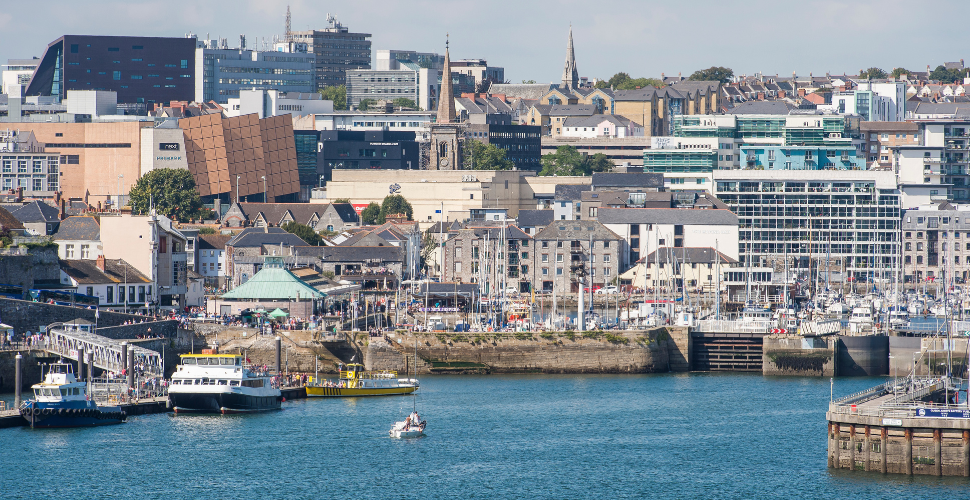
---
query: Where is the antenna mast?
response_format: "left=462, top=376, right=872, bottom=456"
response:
left=285, top=5, right=292, bottom=41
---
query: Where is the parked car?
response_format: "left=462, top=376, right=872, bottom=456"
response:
left=596, top=286, right=619, bottom=295
left=583, top=285, right=602, bottom=293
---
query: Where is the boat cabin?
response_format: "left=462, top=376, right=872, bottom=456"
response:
left=32, top=363, right=88, bottom=402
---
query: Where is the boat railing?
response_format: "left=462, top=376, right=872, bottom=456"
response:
left=341, top=369, right=398, bottom=379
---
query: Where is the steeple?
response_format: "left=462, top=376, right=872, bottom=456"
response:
left=436, top=34, right=456, bottom=124
left=561, top=26, right=579, bottom=91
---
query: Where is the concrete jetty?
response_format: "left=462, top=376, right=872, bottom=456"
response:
left=827, top=377, right=970, bottom=476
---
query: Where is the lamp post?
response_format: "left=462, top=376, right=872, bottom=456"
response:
left=261, top=176, right=267, bottom=203
left=236, top=175, right=241, bottom=204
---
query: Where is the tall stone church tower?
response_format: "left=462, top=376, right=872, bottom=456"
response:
left=429, top=36, right=462, bottom=170
left=561, top=26, right=579, bottom=91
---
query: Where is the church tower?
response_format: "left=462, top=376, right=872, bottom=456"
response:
left=561, top=26, right=579, bottom=91
left=429, top=35, right=462, bottom=170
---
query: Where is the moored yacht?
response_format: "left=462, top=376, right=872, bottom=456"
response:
left=168, top=354, right=281, bottom=414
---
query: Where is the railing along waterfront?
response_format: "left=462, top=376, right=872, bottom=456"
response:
left=828, top=376, right=961, bottom=418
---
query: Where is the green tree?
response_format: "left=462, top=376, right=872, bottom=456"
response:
left=616, top=77, right=663, bottom=90
left=281, top=221, right=320, bottom=246
left=318, top=85, right=347, bottom=110
left=521, top=79, right=537, bottom=84
left=197, top=227, right=217, bottom=235
left=332, top=198, right=351, bottom=204
left=128, top=168, right=207, bottom=222
left=358, top=98, right=376, bottom=111
left=891, top=67, right=911, bottom=79
left=464, top=141, right=514, bottom=170
left=859, top=67, right=888, bottom=80
left=540, top=145, right=587, bottom=176
left=392, top=97, right=417, bottom=109
left=378, top=194, right=413, bottom=223
left=688, top=66, right=734, bottom=83
left=586, top=153, right=614, bottom=173
left=930, top=65, right=963, bottom=84
left=360, top=202, right=381, bottom=225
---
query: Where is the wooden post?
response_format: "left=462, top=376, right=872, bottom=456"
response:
left=849, top=425, right=857, bottom=470
left=963, top=430, right=969, bottom=477
left=881, top=427, right=888, bottom=474
left=864, top=426, right=872, bottom=472
left=934, top=429, right=943, bottom=476
left=905, top=428, right=913, bottom=475
left=828, top=423, right=837, bottom=468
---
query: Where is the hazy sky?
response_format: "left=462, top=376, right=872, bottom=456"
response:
left=1, top=0, right=967, bottom=83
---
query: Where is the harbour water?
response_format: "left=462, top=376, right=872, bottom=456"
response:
left=3, top=373, right=970, bottom=498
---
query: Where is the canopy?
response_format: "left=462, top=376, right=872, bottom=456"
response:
left=269, top=308, right=289, bottom=318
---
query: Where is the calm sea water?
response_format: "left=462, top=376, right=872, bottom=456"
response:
left=2, top=373, right=970, bottom=499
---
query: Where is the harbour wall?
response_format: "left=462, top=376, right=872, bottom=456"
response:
left=0, top=350, right=53, bottom=391
left=365, top=329, right=679, bottom=374
left=0, top=298, right=151, bottom=335
left=762, top=335, right=837, bottom=377
left=837, top=335, right=889, bottom=376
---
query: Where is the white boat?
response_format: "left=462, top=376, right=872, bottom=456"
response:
left=389, top=411, right=426, bottom=438
left=168, top=353, right=281, bottom=414
left=848, top=307, right=874, bottom=333
left=826, top=302, right=850, bottom=315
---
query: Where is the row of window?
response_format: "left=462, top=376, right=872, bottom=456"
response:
left=2, top=177, right=57, bottom=192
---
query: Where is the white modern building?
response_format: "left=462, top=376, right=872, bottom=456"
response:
left=345, top=67, right=439, bottom=111
left=224, top=89, right=333, bottom=118
left=1, top=58, right=38, bottom=96
left=560, top=115, right=643, bottom=139
left=140, top=122, right=188, bottom=176
left=195, top=39, right=315, bottom=104
left=298, top=110, right=433, bottom=132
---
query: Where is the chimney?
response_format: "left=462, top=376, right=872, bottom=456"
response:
left=96, top=254, right=106, bottom=272
left=60, top=198, right=67, bottom=220
left=17, top=187, right=23, bottom=202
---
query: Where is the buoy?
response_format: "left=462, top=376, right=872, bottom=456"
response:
left=282, top=397, right=286, bottom=402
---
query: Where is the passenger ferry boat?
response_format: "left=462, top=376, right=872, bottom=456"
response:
left=305, top=363, right=418, bottom=397
left=19, top=362, right=126, bottom=428
left=168, top=354, right=281, bottom=414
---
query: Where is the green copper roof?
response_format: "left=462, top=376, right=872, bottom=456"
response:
left=221, top=267, right=325, bottom=300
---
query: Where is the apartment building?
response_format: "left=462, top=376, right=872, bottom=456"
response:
left=291, top=15, right=372, bottom=91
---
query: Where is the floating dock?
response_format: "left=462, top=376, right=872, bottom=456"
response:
left=827, top=376, right=970, bottom=476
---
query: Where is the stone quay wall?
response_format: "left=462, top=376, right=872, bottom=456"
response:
left=0, top=298, right=151, bottom=336
left=91, top=320, right=178, bottom=340
left=0, top=350, right=50, bottom=392
left=367, top=329, right=677, bottom=374
left=762, top=335, right=837, bottom=376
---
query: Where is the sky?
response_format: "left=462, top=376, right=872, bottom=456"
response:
left=1, top=0, right=968, bottom=84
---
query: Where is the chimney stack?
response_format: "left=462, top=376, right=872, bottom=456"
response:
left=96, top=254, right=106, bottom=271
left=17, top=187, right=23, bottom=202
left=60, top=198, right=67, bottom=220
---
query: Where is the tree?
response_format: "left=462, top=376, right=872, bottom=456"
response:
left=464, top=141, right=514, bottom=170
left=891, top=67, right=911, bottom=79
left=360, top=202, right=381, bottom=225
left=378, top=194, right=413, bottom=223
left=332, top=198, right=351, bottom=204
left=358, top=98, right=376, bottom=111
left=392, top=97, right=417, bottom=109
left=930, top=65, right=963, bottom=84
left=596, top=72, right=662, bottom=90
left=586, top=153, right=614, bottom=173
left=128, top=168, right=207, bottom=222
left=521, top=79, right=537, bottom=84
left=688, top=66, right=734, bottom=83
left=540, top=145, right=587, bottom=176
left=281, top=221, right=320, bottom=246
left=858, top=67, right=887, bottom=80
left=318, top=85, right=347, bottom=110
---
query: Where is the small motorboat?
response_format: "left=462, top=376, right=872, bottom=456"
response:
left=389, top=411, right=426, bottom=438
left=21, top=361, right=126, bottom=428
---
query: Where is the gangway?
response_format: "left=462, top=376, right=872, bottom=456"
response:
left=43, top=328, right=163, bottom=378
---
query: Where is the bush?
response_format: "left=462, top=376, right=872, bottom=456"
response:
left=540, top=333, right=555, bottom=340
left=564, top=331, right=576, bottom=341
left=604, top=333, right=629, bottom=344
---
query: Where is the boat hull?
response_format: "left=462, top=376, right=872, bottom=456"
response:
left=169, top=392, right=282, bottom=414
left=305, top=385, right=417, bottom=397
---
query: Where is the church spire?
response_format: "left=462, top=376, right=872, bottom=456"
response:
left=436, top=34, right=456, bottom=124
left=561, top=26, right=579, bottom=90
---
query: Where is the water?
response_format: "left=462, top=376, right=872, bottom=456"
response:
left=2, top=373, right=969, bottom=499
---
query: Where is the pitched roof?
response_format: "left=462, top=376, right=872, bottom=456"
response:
left=547, top=104, right=597, bottom=116
left=236, top=202, right=323, bottom=227
left=554, top=184, right=592, bottom=201
left=487, top=83, right=557, bottom=100
left=10, top=200, right=59, bottom=223
left=641, top=247, right=738, bottom=265
left=52, top=216, right=100, bottom=241
left=726, top=100, right=794, bottom=115
left=612, top=88, right=658, bottom=101
left=592, top=173, right=664, bottom=189
left=563, top=114, right=638, bottom=128
left=221, top=265, right=325, bottom=300
left=293, top=245, right=405, bottom=263
left=198, top=234, right=232, bottom=250
left=598, top=207, right=738, bottom=225
left=329, top=203, right=359, bottom=223
left=516, top=209, right=555, bottom=228
left=0, top=206, right=24, bottom=231
left=452, top=225, right=532, bottom=241
left=60, top=258, right=150, bottom=284
left=226, top=227, right=308, bottom=248
left=533, top=220, right=622, bottom=241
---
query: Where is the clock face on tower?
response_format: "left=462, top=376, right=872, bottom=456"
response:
left=440, top=159, right=450, bottom=167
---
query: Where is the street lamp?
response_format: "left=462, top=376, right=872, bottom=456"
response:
left=236, top=175, right=241, bottom=204
left=262, top=176, right=267, bottom=203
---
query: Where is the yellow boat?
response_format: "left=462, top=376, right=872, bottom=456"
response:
left=305, top=363, right=419, bottom=397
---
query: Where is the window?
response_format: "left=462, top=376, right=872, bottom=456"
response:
left=129, top=286, right=135, bottom=303
left=106, top=286, right=113, bottom=304
left=65, top=244, right=75, bottom=258
left=180, top=60, right=188, bottom=69
left=17, top=160, right=27, bottom=173
left=70, top=44, right=79, bottom=53
left=159, top=236, right=167, bottom=253
left=113, top=71, right=121, bottom=80
left=541, top=254, right=548, bottom=263
left=80, top=244, right=90, bottom=259
left=86, top=286, right=93, bottom=297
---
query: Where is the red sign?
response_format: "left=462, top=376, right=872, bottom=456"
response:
left=770, top=328, right=788, bottom=334
left=352, top=203, right=369, bottom=215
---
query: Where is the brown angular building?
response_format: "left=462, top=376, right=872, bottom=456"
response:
left=179, top=113, right=300, bottom=203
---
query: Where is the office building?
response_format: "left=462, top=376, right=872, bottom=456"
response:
left=345, top=67, right=439, bottom=111
left=901, top=205, right=970, bottom=283
left=225, top=89, right=332, bottom=118
left=179, top=113, right=300, bottom=203
left=291, top=15, right=371, bottom=91
left=0, top=129, right=60, bottom=196
left=2, top=58, right=39, bottom=95
left=25, top=35, right=196, bottom=105
left=195, top=39, right=315, bottom=104
left=317, top=130, right=421, bottom=181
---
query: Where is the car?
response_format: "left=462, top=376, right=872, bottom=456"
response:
left=596, top=286, right=619, bottom=295
left=583, top=285, right=602, bottom=293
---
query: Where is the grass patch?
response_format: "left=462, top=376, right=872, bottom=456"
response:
left=540, top=333, right=555, bottom=340
left=514, top=331, right=532, bottom=341
left=604, top=333, right=629, bottom=344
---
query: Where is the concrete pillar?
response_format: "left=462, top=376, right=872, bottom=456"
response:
left=86, top=351, right=93, bottom=398
left=127, top=348, right=135, bottom=390
left=275, top=336, right=282, bottom=374
left=828, top=423, right=836, bottom=468
left=121, top=342, right=128, bottom=375
left=78, top=346, right=85, bottom=382
left=905, top=428, right=913, bottom=475
left=934, top=429, right=943, bottom=476
left=881, top=427, right=888, bottom=474
left=864, top=426, right=872, bottom=472
left=849, top=425, right=856, bottom=470
left=14, top=353, right=22, bottom=409
left=962, top=431, right=970, bottom=477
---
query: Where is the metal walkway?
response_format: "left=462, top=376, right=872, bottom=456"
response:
left=43, top=328, right=163, bottom=378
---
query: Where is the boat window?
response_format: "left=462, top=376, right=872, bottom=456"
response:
left=170, top=380, right=179, bottom=385
left=183, top=358, right=197, bottom=365
left=195, top=379, right=202, bottom=385
left=197, top=358, right=209, bottom=365
left=208, top=358, right=220, bottom=365
left=72, top=388, right=79, bottom=395
left=34, top=389, right=42, bottom=397
left=230, top=381, right=240, bottom=386
left=235, top=358, right=242, bottom=366
left=218, top=380, right=228, bottom=385
left=220, top=358, right=234, bottom=365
